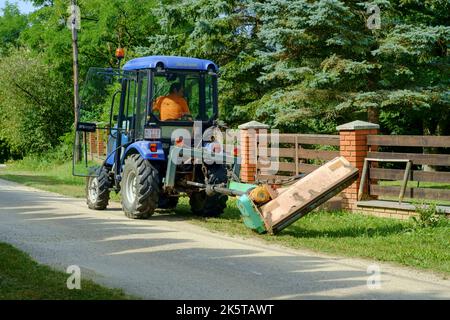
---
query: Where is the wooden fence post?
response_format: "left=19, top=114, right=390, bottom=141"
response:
left=337, top=121, right=380, bottom=211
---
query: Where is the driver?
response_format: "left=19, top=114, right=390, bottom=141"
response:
left=153, top=83, right=191, bottom=121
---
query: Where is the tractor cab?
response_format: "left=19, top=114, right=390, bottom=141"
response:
left=125, top=56, right=219, bottom=143
left=74, top=56, right=219, bottom=176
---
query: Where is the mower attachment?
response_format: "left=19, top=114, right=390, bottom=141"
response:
left=235, top=157, right=358, bottom=234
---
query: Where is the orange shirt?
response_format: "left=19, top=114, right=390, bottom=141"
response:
left=153, top=94, right=190, bottom=121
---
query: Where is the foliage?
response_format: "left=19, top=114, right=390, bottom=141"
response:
left=0, top=0, right=449, bottom=160
left=412, top=202, right=447, bottom=228
left=0, top=139, right=11, bottom=163
left=134, top=0, right=449, bottom=133
left=136, top=0, right=269, bottom=127
left=0, top=51, right=72, bottom=155
left=0, top=0, right=161, bottom=159
left=0, top=2, right=28, bottom=55
left=250, top=0, right=449, bottom=133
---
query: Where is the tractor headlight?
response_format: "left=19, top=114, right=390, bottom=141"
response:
left=144, top=128, right=161, bottom=140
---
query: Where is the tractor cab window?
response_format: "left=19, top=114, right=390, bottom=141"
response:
left=122, top=70, right=148, bottom=140
left=150, top=71, right=215, bottom=122
left=74, top=68, right=147, bottom=177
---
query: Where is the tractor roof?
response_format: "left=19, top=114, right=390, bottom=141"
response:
left=123, top=56, right=218, bottom=72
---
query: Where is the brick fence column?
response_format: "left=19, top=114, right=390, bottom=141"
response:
left=89, top=132, right=97, bottom=159
left=238, top=121, right=270, bottom=183
left=337, top=121, right=380, bottom=211
left=97, top=129, right=106, bottom=156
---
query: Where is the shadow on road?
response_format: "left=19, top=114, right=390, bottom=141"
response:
left=0, top=181, right=448, bottom=300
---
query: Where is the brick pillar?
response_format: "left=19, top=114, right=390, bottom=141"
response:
left=89, top=132, right=97, bottom=158
left=238, top=121, right=270, bottom=183
left=97, top=129, right=106, bottom=156
left=337, top=121, right=380, bottom=211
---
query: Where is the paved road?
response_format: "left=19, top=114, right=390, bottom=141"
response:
left=0, top=178, right=449, bottom=299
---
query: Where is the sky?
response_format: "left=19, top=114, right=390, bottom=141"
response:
left=0, top=0, right=36, bottom=14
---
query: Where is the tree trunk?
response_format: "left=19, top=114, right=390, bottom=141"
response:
left=367, top=106, right=379, bottom=125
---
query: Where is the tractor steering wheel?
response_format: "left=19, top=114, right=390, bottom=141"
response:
left=180, top=114, right=193, bottom=121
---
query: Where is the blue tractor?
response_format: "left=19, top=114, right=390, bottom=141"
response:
left=73, top=56, right=232, bottom=219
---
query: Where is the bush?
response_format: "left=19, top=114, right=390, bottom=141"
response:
left=7, top=132, right=74, bottom=171
left=412, top=202, right=447, bottom=228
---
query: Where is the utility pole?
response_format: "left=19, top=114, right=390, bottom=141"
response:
left=71, top=0, right=81, bottom=161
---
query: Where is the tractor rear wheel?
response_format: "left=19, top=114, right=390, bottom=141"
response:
left=189, top=164, right=228, bottom=217
left=121, top=154, right=160, bottom=219
left=86, top=166, right=111, bottom=210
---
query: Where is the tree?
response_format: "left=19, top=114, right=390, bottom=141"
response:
left=0, top=51, right=72, bottom=155
left=248, top=0, right=449, bottom=134
left=136, top=0, right=269, bottom=126
left=0, top=2, right=28, bottom=55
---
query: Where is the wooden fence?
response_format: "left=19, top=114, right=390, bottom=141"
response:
left=365, top=135, right=450, bottom=202
left=256, top=134, right=340, bottom=182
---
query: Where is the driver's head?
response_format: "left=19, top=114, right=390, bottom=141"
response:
left=169, top=83, right=184, bottom=97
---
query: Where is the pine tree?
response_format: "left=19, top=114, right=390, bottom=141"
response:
left=136, top=0, right=269, bottom=126
left=249, top=0, right=449, bottom=134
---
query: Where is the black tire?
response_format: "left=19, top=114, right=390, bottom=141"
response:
left=86, top=166, right=111, bottom=210
left=189, top=164, right=228, bottom=217
left=121, top=154, right=160, bottom=219
left=158, top=195, right=179, bottom=210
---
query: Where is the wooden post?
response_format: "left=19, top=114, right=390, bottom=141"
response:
left=71, top=0, right=81, bottom=162
left=295, top=135, right=299, bottom=175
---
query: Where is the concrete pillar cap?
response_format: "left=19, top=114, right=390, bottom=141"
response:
left=337, top=120, right=380, bottom=131
left=238, top=121, right=270, bottom=130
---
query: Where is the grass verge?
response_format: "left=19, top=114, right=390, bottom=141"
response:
left=1, top=160, right=449, bottom=276
left=0, top=242, right=130, bottom=299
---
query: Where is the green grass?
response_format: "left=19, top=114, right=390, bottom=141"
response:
left=1, top=160, right=449, bottom=276
left=0, top=160, right=85, bottom=197
left=0, top=160, right=120, bottom=201
left=0, top=242, right=131, bottom=299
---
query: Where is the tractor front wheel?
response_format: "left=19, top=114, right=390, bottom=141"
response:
left=121, top=154, right=160, bottom=219
left=86, top=166, right=111, bottom=210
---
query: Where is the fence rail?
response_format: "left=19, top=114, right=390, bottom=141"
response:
left=370, top=168, right=450, bottom=183
left=258, top=133, right=340, bottom=146
left=367, top=151, right=450, bottom=166
left=367, top=135, right=450, bottom=148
